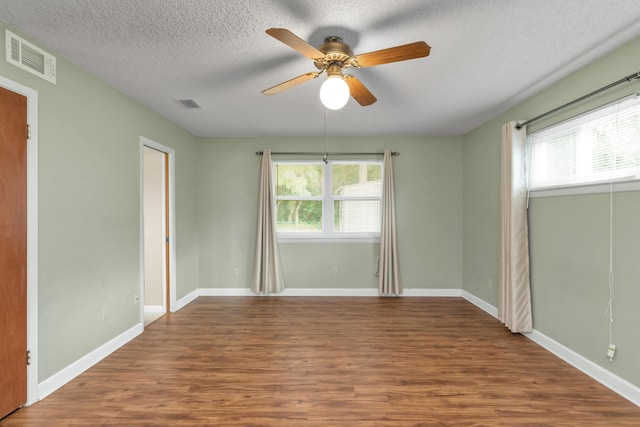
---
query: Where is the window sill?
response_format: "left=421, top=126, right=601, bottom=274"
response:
left=278, top=236, right=380, bottom=243
left=529, top=178, right=640, bottom=198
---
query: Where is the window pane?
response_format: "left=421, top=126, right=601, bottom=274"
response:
left=274, top=164, right=323, bottom=197
left=276, top=200, right=322, bottom=232
left=334, top=200, right=380, bottom=232
left=332, top=163, right=382, bottom=195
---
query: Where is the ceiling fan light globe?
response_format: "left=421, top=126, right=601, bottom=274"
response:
left=320, top=76, right=350, bottom=110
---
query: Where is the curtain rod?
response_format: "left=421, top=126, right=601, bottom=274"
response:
left=256, top=150, right=399, bottom=156
left=515, top=70, right=640, bottom=130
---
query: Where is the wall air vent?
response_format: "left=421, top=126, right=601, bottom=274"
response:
left=177, top=99, right=201, bottom=109
left=5, top=30, right=56, bottom=84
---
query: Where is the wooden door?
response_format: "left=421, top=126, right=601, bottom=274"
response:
left=0, top=86, right=28, bottom=419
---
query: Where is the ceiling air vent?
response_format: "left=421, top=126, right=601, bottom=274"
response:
left=177, top=99, right=201, bottom=109
left=5, top=30, right=56, bottom=84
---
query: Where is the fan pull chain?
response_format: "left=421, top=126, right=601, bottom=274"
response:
left=323, top=107, right=329, bottom=163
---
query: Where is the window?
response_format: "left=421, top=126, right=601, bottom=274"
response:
left=273, top=160, right=383, bottom=239
left=528, top=94, right=640, bottom=193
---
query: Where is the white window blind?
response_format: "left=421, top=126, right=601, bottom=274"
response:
left=528, top=94, right=640, bottom=190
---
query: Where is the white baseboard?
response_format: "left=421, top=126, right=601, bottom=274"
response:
left=38, top=322, right=143, bottom=400
left=276, top=288, right=379, bottom=296
left=186, top=287, right=462, bottom=298
left=461, top=290, right=640, bottom=407
left=144, top=305, right=165, bottom=314
left=461, top=290, right=499, bottom=318
left=174, top=288, right=200, bottom=311
left=524, top=329, right=640, bottom=407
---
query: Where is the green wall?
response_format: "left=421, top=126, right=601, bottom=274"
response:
left=196, top=136, right=463, bottom=290
left=528, top=192, right=640, bottom=388
left=1, top=22, right=200, bottom=381
left=463, top=35, right=640, bottom=387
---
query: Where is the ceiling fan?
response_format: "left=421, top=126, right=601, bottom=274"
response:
left=261, top=28, right=431, bottom=110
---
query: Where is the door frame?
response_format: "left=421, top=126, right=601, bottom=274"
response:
left=139, top=137, right=176, bottom=318
left=0, top=76, right=39, bottom=405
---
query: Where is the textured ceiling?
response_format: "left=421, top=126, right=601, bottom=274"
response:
left=1, top=0, right=640, bottom=137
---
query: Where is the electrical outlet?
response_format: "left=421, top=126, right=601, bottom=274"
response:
left=331, top=266, right=338, bottom=276
left=607, top=343, right=616, bottom=359
left=101, top=307, right=109, bottom=321
left=133, top=294, right=139, bottom=305
left=487, top=278, right=493, bottom=288
left=233, top=267, right=240, bottom=276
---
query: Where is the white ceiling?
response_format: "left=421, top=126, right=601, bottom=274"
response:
left=1, top=0, right=640, bottom=138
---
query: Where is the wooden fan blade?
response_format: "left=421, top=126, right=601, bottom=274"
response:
left=344, top=75, right=377, bottom=106
left=355, top=41, right=431, bottom=67
left=266, top=28, right=325, bottom=60
left=262, top=72, right=320, bottom=95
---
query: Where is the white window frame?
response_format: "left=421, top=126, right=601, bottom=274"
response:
left=273, top=159, right=383, bottom=241
left=528, top=93, right=640, bottom=197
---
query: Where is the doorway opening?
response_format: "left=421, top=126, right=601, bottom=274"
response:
left=140, top=137, right=176, bottom=326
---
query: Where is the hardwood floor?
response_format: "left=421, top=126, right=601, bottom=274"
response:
left=3, top=297, right=640, bottom=426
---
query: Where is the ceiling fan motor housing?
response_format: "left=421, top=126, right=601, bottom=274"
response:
left=314, top=36, right=358, bottom=70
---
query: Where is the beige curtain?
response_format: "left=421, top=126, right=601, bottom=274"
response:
left=498, top=122, right=532, bottom=333
left=378, top=149, right=402, bottom=296
left=250, top=149, right=285, bottom=294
